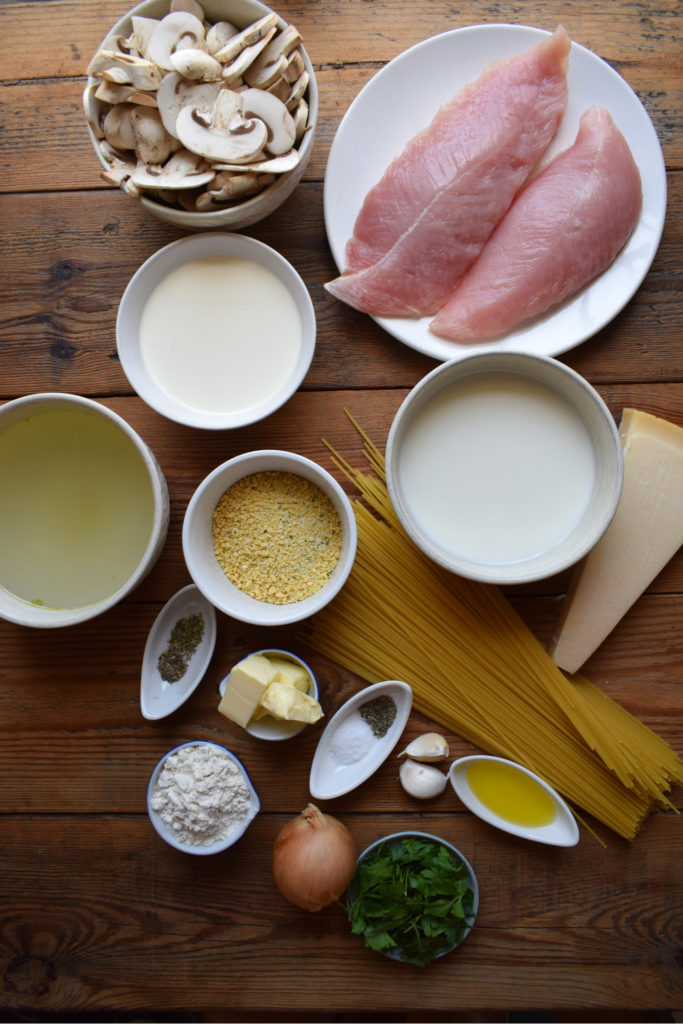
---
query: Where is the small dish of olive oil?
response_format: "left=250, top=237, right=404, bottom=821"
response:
left=449, top=755, right=579, bottom=847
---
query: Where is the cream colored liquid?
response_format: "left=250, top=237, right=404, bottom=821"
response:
left=398, top=373, right=595, bottom=564
left=139, top=256, right=303, bottom=415
left=0, top=408, right=154, bottom=608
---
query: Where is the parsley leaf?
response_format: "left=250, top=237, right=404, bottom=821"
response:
left=346, top=836, right=476, bottom=967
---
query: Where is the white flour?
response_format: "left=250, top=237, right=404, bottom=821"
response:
left=150, top=743, right=253, bottom=847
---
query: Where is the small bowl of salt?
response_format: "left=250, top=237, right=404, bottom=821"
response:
left=147, top=740, right=259, bottom=855
left=309, top=681, right=413, bottom=800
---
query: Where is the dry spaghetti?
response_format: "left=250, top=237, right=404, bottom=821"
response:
left=303, top=414, right=682, bottom=841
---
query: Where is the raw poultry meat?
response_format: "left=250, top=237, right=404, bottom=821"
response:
left=429, top=105, right=642, bottom=342
left=324, top=26, right=571, bottom=317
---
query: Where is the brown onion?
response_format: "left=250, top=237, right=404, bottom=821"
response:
left=272, top=803, right=357, bottom=912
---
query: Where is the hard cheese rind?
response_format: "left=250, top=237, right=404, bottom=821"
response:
left=549, top=409, right=683, bottom=673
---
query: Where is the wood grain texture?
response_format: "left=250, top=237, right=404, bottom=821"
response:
left=0, top=0, right=681, bottom=1016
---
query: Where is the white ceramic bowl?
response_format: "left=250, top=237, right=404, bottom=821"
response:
left=346, top=831, right=478, bottom=964
left=140, top=584, right=218, bottom=720
left=116, top=232, right=316, bottom=429
left=183, top=449, right=357, bottom=625
left=83, top=0, right=318, bottom=230
left=386, top=352, right=623, bottom=585
left=218, top=648, right=319, bottom=739
left=0, top=393, right=169, bottom=628
left=309, top=680, right=413, bottom=800
left=147, top=740, right=259, bottom=854
left=449, top=755, right=579, bottom=847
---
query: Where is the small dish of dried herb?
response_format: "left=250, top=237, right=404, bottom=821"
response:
left=140, top=584, right=217, bottom=720
left=346, top=832, right=478, bottom=966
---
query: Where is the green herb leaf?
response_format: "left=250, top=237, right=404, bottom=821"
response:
left=346, top=837, right=476, bottom=967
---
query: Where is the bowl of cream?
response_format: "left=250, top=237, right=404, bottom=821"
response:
left=0, top=392, right=169, bottom=627
left=116, top=232, right=316, bottom=429
left=385, top=352, right=623, bottom=585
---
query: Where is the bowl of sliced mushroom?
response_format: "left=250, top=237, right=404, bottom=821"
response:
left=83, top=0, right=317, bottom=229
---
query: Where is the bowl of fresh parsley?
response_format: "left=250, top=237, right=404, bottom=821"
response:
left=345, top=832, right=478, bottom=966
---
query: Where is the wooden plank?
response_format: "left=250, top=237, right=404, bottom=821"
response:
left=0, top=814, right=680, bottom=1013
left=0, top=184, right=682, bottom=396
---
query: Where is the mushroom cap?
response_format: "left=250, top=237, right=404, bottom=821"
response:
left=156, top=72, right=223, bottom=138
left=130, top=105, right=177, bottom=164
left=175, top=103, right=267, bottom=163
left=130, top=149, right=215, bottom=190
left=146, top=11, right=205, bottom=71
left=239, top=88, right=295, bottom=156
left=170, top=48, right=223, bottom=80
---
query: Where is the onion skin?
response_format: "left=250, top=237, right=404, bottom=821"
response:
left=272, top=803, right=357, bottom=912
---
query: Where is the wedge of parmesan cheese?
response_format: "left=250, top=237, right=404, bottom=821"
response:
left=549, top=408, right=683, bottom=674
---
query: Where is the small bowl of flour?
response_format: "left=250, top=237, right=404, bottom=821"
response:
left=147, top=741, right=260, bottom=855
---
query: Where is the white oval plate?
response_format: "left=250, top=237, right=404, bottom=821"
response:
left=324, top=24, right=667, bottom=362
left=140, top=584, right=217, bottom=720
left=309, top=680, right=412, bottom=800
left=449, top=755, right=579, bottom=847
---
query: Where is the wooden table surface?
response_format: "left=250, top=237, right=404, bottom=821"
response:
left=1, top=1, right=681, bottom=1019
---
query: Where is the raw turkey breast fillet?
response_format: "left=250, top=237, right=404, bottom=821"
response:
left=429, top=105, right=643, bottom=342
left=325, top=26, right=571, bottom=318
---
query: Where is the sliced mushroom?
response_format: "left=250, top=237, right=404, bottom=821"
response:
left=88, top=9, right=309, bottom=211
left=155, top=71, right=223, bottom=137
left=130, top=105, right=177, bottom=164
left=238, top=88, right=295, bottom=155
left=87, top=50, right=162, bottom=91
left=212, top=13, right=278, bottom=64
left=292, top=98, right=309, bottom=143
left=170, top=48, right=222, bottom=80
left=284, top=48, right=305, bottom=84
left=206, top=21, right=239, bottom=54
left=266, top=76, right=291, bottom=103
left=94, top=81, right=158, bottom=106
left=103, top=104, right=137, bottom=149
left=130, top=16, right=160, bottom=57
left=210, top=89, right=242, bottom=130
left=212, top=149, right=299, bottom=174
left=100, top=151, right=137, bottom=185
left=286, top=70, right=309, bottom=111
left=130, top=148, right=215, bottom=190
left=207, top=170, right=273, bottom=200
left=146, top=11, right=205, bottom=71
left=219, top=28, right=276, bottom=86
left=176, top=97, right=267, bottom=163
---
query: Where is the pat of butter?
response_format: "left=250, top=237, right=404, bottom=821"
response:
left=268, top=656, right=310, bottom=692
left=258, top=682, right=323, bottom=724
left=218, top=653, right=276, bottom=727
left=550, top=409, right=683, bottom=673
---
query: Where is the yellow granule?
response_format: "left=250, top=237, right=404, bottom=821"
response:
left=212, top=471, right=343, bottom=604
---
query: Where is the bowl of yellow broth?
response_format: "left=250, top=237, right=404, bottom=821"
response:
left=0, top=393, right=169, bottom=628
left=449, top=755, right=579, bottom=847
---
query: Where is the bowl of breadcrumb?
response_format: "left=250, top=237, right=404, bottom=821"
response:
left=182, top=449, right=357, bottom=625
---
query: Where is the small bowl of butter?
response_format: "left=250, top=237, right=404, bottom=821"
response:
left=116, top=231, right=316, bottom=429
left=218, top=648, right=322, bottom=740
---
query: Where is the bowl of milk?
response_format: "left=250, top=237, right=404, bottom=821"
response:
left=116, top=232, right=316, bottom=429
left=385, top=352, right=623, bottom=585
left=0, top=393, right=169, bottom=627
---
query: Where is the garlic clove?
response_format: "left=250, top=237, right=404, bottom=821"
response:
left=399, top=758, right=448, bottom=800
left=398, top=732, right=450, bottom=763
